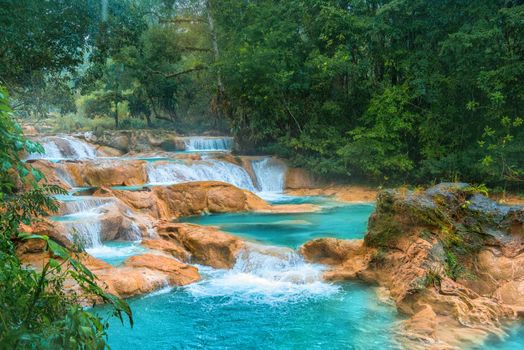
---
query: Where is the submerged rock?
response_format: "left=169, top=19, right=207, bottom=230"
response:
left=300, top=183, right=524, bottom=349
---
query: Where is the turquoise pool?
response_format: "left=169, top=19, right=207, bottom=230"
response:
left=98, top=278, right=400, bottom=350
left=97, top=200, right=404, bottom=349
left=180, top=203, right=375, bottom=248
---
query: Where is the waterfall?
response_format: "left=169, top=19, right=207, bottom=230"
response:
left=65, top=220, right=103, bottom=248
left=251, top=158, right=287, bottom=193
left=187, top=243, right=338, bottom=304
left=183, top=137, right=233, bottom=151
left=27, top=135, right=97, bottom=160
left=58, top=196, right=114, bottom=215
left=53, top=196, right=115, bottom=248
left=147, top=160, right=256, bottom=191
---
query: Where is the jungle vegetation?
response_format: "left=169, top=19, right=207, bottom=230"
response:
left=2, top=0, right=523, bottom=187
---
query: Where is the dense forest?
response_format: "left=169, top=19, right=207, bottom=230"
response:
left=2, top=0, right=523, bottom=188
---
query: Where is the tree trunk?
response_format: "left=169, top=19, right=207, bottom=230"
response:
left=114, top=99, right=119, bottom=128
left=206, top=0, right=224, bottom=98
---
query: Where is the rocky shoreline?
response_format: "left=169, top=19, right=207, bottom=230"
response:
left=301, top=184, right=524, bottom=349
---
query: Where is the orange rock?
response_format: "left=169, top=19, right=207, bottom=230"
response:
left=28, top=160, right=72, bottom=189
left=300, top=238, right=364, bottom=265
left=65, top=159, right=147, bottom=187
left=286, top=185, right=378, bottom=202
left=95, top=181, right=275, bottom=220
left=96, top=146, right=124, bottom=157
left=155, top=222, right=244, bottom=269
left=18, top=249, right=200, bottom=299
left=123, top=254, right=200, bottom=286
left=141, top=238, right=190, bottom=261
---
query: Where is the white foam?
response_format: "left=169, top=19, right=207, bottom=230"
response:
left=186, top=244, right=339, bottom=304
left=66, top=220, right=103, bottom=248
left=86, top=242, right=145, bottom=260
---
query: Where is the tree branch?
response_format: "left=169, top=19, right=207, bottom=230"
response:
left=160, top=16, right=207, bottom=24
left=179, top=46, right=212, bottom=53
left=164, top=65, right=207, bottom=79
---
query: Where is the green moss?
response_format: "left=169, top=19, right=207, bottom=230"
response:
left=424, top=269, right=443, bottom=288
left=366, top=215, right=403, bottom=248
left=444, top=250, right=464, bottom=281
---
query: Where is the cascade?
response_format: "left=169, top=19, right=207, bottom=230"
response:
left=53, top=197, right=115, bottom=248
left=183, top=137, right=233, bottom=151
left=65, top=220, right=103, bottom=248
left=251, top=157, right=287, bottom=193
left=27, top=135, right=97, bottom=160
left=146, top=160, right=257, bottom=191
left=187, top=243, right=338, bottom=304
left=58, top=196, right=114, bottom=215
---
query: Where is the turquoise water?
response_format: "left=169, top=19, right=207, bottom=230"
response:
left=96, top=200, right=403, bottom=350
left=181, top=203, right=374, bottom=248
left=86, top=241, right=148, bottom=266
left=475, top=324, right=524, bottom=349
left=99, top=279, right=400, bottom=350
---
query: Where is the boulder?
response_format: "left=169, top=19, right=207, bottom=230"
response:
left=141, top=238, right=190, bottom=261
left=28, top=160, right=73, bottom=189
left=65, top=159, right=148, bottom=187
left=18, top=250, right=200, bottom=300
left=155, top=222, right=244, bottom=269
left=94, top=181, right=274, bottom=220
left=300, top=238, right=364, bottom=265
left=96, top=146, right=124, bottom=157
left=123, top=254, right=200, bottom=286
left=93, top=253, right=200, bottom=298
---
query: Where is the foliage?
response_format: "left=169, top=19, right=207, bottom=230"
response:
left=213, top=0, right=524, bottom=189
left=0, top=86, right=132, bottom=349
left=2, top=0, right=523, bottom=188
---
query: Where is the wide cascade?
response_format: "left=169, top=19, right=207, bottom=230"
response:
left=146, top=159, right=257, bottom=191
left=27, top=133, right=404, bottom=349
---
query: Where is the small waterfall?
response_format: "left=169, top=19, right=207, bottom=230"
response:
left=183, top=137, right=233, bottom=151
left=187, top=243, right=338, bottom=304
left=147, top=160, right=256, bottom=191
left=58, top=196, right=114, bottom=215
left=251, top=158, right=287, bottom=193
left=65, top=220, right=103, bottom=248
left=54, top=164, right=76, bottom=187
left=27, top=135, right=97, bottom=160
left=53, top=196, right=115, bottom=248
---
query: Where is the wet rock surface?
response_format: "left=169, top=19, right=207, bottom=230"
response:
left=301, top=184, right=524, bottom=349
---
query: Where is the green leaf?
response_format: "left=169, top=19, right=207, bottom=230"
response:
left=47, top=240, right=70, bottom=260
